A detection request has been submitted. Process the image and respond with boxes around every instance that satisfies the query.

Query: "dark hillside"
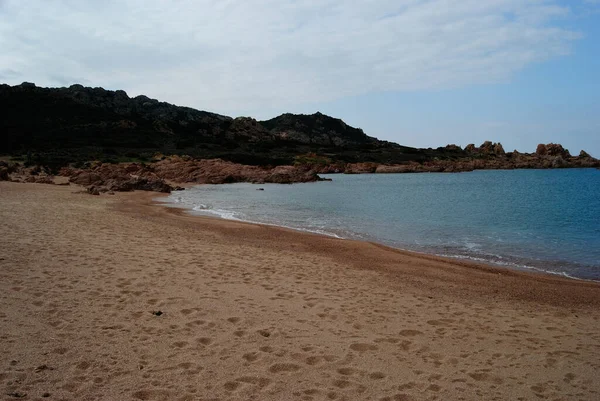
[0,83,461,167]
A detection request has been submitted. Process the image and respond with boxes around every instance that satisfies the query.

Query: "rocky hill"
[1,82,597,189]
[1,82,450,168]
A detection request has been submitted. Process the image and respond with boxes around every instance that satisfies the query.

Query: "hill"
[0,82,458,167]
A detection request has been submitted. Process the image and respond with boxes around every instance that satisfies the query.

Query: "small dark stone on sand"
[35,364,53,372]
[257,188,264,191]
[7,392,26,398]
[152,311,163,316]
[42,392,51,398]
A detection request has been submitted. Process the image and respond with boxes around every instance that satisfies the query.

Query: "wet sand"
[1,181,599,401]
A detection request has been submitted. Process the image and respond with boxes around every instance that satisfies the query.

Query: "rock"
[150,157,321,184]
[88,186,100,195]
[344,162,378,174]
[0,166,8,181]
[61,163,173,193]
[580,150,591,158]
[152,311,163,316]
[480,141,494,153]
[35,365,53,372]
[552,156,567,168]
[536,143,570,158]
[536,144,548,155]
[31,175,55,184]
[546,143,570,158]
[493,143,505,155]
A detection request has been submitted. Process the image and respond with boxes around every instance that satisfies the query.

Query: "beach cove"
[1,181,600,401]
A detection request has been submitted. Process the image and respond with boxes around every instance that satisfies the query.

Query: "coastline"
[144,190,600,308]
[160,175,600,283]
[2,182,600,401]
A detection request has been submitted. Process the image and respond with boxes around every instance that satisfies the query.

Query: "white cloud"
[0,0,583,113]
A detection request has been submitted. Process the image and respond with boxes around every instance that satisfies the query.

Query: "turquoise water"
[165,169,600,280]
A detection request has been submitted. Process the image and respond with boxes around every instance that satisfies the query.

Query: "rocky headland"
[1,83,598,193]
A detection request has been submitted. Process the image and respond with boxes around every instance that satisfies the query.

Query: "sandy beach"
[1,181,599,401]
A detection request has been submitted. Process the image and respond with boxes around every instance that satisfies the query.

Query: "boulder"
[552,156,567,168]
[546,143,570,158]
[493,143,505,155]
[536,144,548,155]
[480,141,494,153]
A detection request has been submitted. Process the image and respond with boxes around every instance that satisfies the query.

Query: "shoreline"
[158,183,600,284]
[2,181,600,400]
[138,189,600,309]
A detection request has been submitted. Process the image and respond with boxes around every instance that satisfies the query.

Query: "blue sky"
[293,1,600,156]
[1,0,599,156]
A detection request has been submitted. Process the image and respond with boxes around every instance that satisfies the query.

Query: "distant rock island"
[1,82,598,192]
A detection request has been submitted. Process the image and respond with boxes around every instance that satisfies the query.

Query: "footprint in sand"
[268,363,301,373]
[243,352,259,362]
[349,343,378,352]
[196,337,212,346]
[369,371,386,380]
[257,329,271,338]
[399,329,422,337]
[337,367,357,376]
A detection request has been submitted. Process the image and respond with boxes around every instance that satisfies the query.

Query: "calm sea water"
[165,169,600,280]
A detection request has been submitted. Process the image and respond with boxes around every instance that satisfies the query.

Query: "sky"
[1,0,599,156]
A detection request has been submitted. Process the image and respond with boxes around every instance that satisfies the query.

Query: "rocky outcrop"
[151,156,323,184]
[536,143,571,158]
[57,156,326,194]
[1,82,598,182]
[345,163,379,174]
[463,141,505,156]
[339,143,598,174]
[61,163,172,193]
[0,161,10,181]
[0,167,9,181]
[1,162,61,184]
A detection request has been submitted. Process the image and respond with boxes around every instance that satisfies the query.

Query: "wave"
[432,252,597,282]
[186,203,346,239]
[160,188,599,282]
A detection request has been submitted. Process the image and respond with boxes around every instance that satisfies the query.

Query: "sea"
[163,169,600,281]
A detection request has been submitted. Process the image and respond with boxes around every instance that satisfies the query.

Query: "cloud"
[0,0,584,112]
[0,68,20,80]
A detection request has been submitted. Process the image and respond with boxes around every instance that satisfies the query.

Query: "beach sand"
[1,181,599,401]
